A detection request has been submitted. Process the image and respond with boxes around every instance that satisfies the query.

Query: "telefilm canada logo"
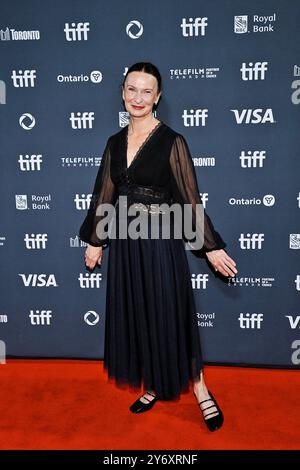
[169,67,220,80]
[228,276,275,288]
[61,155,101,168]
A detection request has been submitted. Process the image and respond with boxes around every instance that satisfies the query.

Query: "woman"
[79,62,238,432]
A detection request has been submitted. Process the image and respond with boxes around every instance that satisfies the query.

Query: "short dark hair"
[122,62,162,110]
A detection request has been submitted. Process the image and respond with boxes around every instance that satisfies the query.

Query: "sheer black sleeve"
[169,133,227,253]
[79,137,118,248]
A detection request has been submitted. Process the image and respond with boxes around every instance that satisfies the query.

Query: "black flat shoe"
[198,389,224,432]
[129,391,158,414]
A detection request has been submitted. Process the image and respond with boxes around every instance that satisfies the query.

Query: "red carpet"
[0,359,299,450]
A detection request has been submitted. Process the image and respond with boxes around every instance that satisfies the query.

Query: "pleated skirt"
[103,207,203,400]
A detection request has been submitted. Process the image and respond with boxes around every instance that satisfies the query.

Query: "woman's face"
[122,71,161,119]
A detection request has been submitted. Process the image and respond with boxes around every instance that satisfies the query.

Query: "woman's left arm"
[169,133,238,277]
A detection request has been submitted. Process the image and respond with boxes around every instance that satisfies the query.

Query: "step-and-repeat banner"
[0,0,299,367]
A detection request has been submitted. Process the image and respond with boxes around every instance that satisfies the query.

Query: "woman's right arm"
[79,136,118,268]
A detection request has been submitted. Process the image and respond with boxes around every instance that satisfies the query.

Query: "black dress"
[79,121,226,400]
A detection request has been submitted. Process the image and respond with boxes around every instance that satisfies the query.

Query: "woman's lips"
[131,105,145,109]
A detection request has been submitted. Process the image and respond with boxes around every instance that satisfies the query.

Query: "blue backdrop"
[0,0,299,368]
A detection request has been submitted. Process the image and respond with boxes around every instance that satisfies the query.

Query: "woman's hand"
[206,249,238,277]
[84,245,103,270]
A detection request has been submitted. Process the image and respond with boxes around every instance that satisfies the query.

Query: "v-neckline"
[125,120,163,171]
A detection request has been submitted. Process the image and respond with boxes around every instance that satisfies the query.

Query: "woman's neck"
[128,114,158,135]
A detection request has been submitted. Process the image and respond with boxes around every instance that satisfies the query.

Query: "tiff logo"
[181,17,208,37]
[239,233,264,249]
[295,275,300,291]
[239,313,264,329]
[29,310,52,325]
[297,193,300,208]
[18,154,42,171]
[240,150,266,168]
[191,273,209,289]
[64,22,90,41]
[24,233,48,249]
[70,112,95,129]
[182,109,208,126]
[74,194,92,210]
[78,273,102,288]
[240,62,268,80]
[11,70,36,87]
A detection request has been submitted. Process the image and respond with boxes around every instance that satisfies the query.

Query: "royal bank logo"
[0,27,40,40]
[289,234,300,249]
[197,312,215,327]
[15,194,51,210]
[234,14,276,34]
[57,70,102,84]
[234,15,248,34]
[15,195,28,210]
[64,22,90,41]
[84,310,100,326]
[19,113,35,130]
[11,70,36,87]
[119,110,157,128]
[181,17,208,37]
[119,111,130,127]
[126,20,143,39]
